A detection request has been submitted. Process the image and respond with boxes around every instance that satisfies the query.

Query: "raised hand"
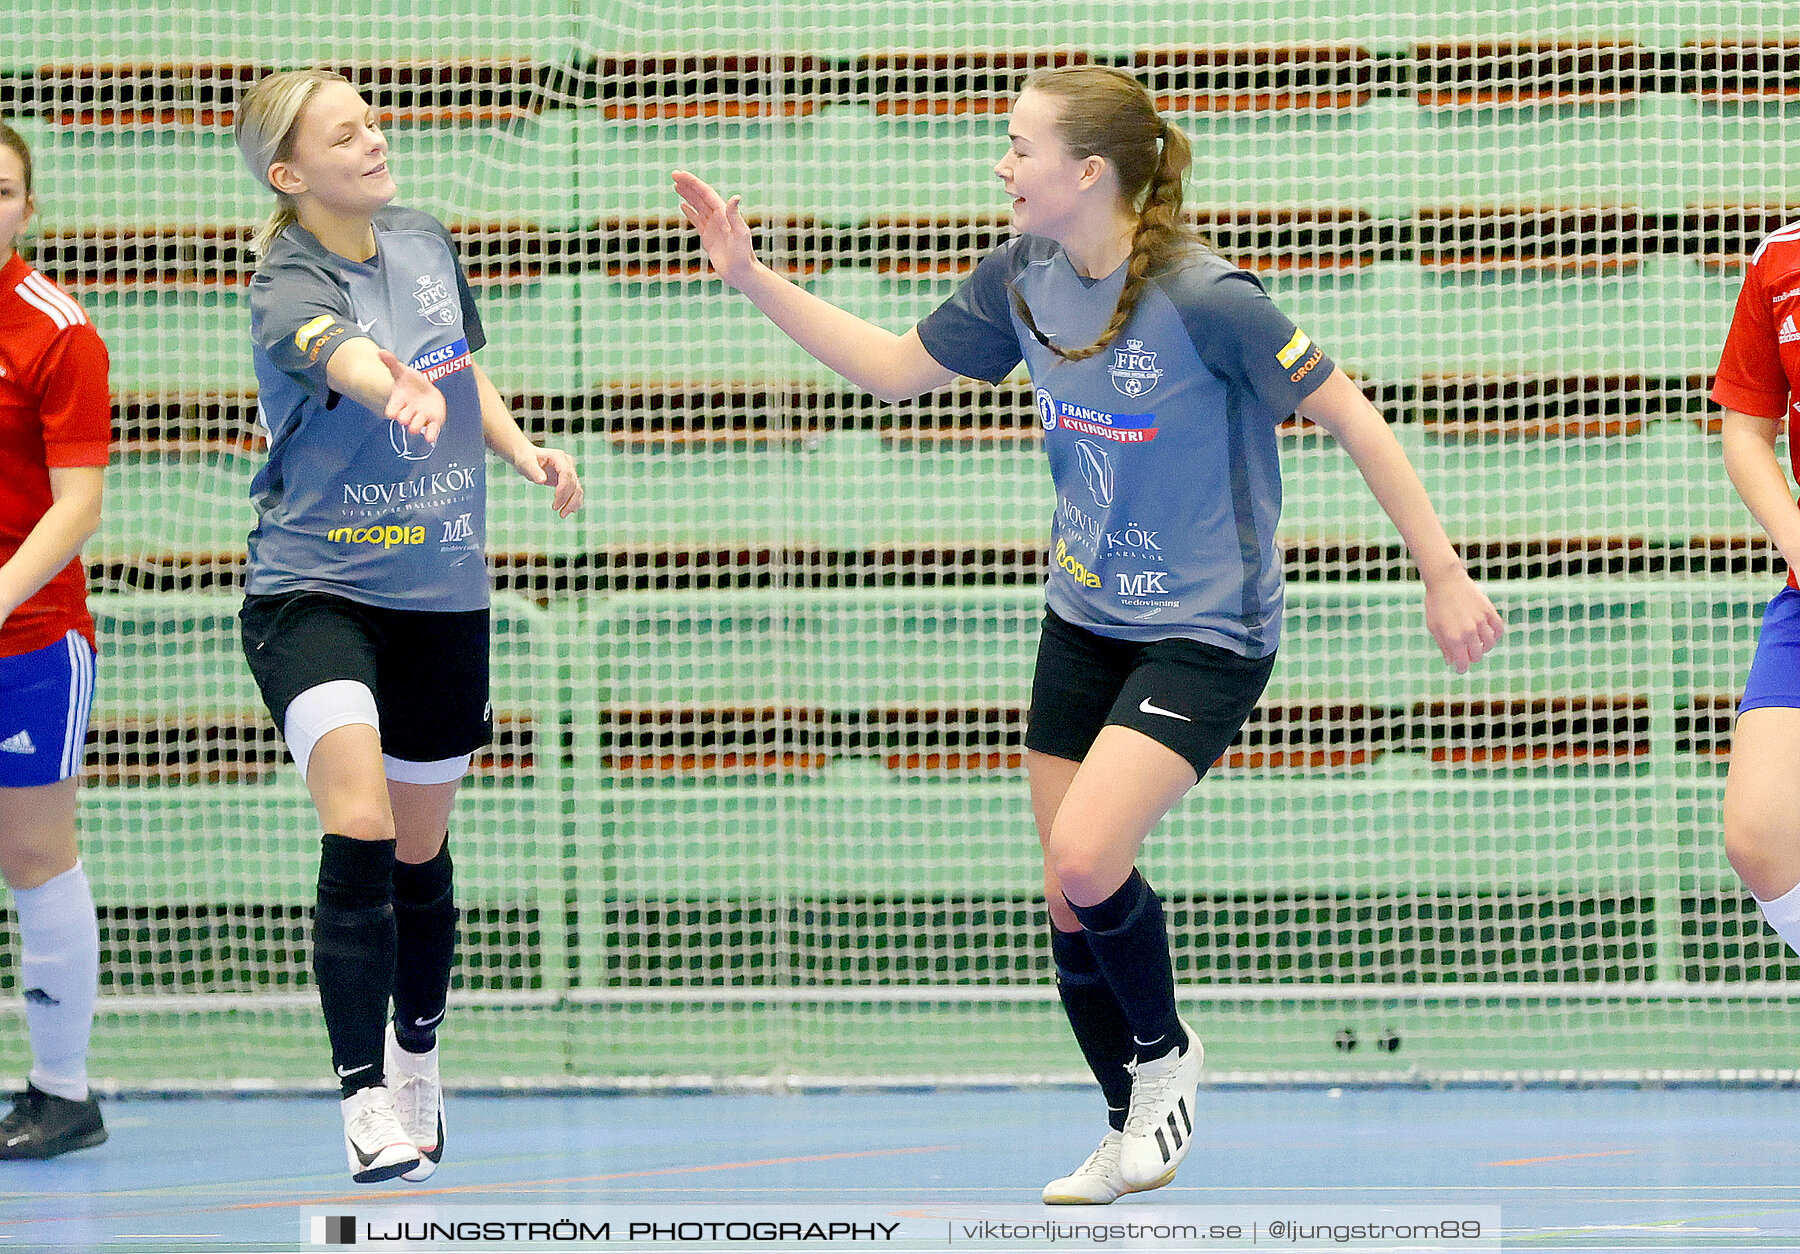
[672,170,759,289]
[376,348,446,445]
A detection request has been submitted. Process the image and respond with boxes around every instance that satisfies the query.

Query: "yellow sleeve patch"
[1276,328,1313,370]
[294,314,337,353]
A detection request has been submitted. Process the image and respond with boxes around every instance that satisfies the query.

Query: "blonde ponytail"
[234,69,351,255]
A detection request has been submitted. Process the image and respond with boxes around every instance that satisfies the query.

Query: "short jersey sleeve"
[1171,264,1334,418]
[35,322,112,467]
[248,251,356,404]
[915,240,1025,384]
[1712,262,1790,420]
[433,216,486,354]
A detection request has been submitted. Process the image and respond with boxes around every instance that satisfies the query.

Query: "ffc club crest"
[413,274,456,327]
[1108,339,1163,398]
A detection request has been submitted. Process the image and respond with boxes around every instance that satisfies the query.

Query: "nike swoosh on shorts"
[1138,697,1192,723]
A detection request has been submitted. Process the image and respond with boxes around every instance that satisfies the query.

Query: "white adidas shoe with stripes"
[1041,1130,1176,1204]
[1117,1018,1202,1187]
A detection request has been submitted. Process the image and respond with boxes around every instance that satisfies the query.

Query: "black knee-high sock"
[1052,926,1134,1132]
[392,840,457,1055]
[1065,870,1187,1061]
[313,834,397,1097]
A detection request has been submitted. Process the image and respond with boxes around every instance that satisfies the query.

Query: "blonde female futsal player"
[675,65,1501,1203]
[235,70,581,1183]
[0,121,110,1161]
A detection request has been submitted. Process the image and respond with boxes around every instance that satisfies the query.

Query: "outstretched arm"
[325,338,447,444]
[673,170,955,403]
[1296,368,1504,673]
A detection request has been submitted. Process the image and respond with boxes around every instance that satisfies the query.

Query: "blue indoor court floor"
[4,1088,1800,1252]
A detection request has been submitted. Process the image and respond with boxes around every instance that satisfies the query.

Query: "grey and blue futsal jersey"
[246,206,488,612]
[917,236,1333,657]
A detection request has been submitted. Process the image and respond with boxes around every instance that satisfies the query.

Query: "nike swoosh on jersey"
[1138,697,1193,722]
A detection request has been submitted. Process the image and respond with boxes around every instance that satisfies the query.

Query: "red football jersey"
[1714,221,1800,591]
[0,253,112,655]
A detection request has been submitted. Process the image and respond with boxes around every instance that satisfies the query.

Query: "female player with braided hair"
[676,64,1501,1202]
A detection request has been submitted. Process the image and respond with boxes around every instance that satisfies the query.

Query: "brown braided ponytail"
[1007,66,1204,362]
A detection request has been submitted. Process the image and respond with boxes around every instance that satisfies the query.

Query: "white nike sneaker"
[340,1084,420,1183]
[1118,1018,1203,1187]
[385,1023,444,1181]
[1042,1130,1175,1204]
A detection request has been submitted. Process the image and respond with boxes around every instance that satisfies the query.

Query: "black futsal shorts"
[240,590,492,763]
[1024,607,1275,776]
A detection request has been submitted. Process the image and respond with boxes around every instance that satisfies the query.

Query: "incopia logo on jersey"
[1053,537,1102,588]
[328,524,428,547]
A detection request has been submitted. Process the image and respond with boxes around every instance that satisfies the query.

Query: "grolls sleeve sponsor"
[249,254,357,404]
[1174,265,1335,419]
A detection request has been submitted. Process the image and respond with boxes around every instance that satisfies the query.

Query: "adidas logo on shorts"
[0,730,37,755]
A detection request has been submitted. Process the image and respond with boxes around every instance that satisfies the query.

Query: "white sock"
[1755,877,1800,959]
[13,862,99,1101]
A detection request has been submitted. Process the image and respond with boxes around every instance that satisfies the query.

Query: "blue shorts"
[1741,587,1800,714]
[0,630,97,787]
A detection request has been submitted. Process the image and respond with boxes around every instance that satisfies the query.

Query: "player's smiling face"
[0,146,32,259]
[994,89,1091,241]
[269,81,397,219]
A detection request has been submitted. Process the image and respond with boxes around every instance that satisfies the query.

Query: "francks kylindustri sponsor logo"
[388,339,473,460]
[410,338,471,383]
[1036,388,1159,443]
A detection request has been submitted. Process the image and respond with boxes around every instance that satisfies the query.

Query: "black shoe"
[0,1083,107,1160]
